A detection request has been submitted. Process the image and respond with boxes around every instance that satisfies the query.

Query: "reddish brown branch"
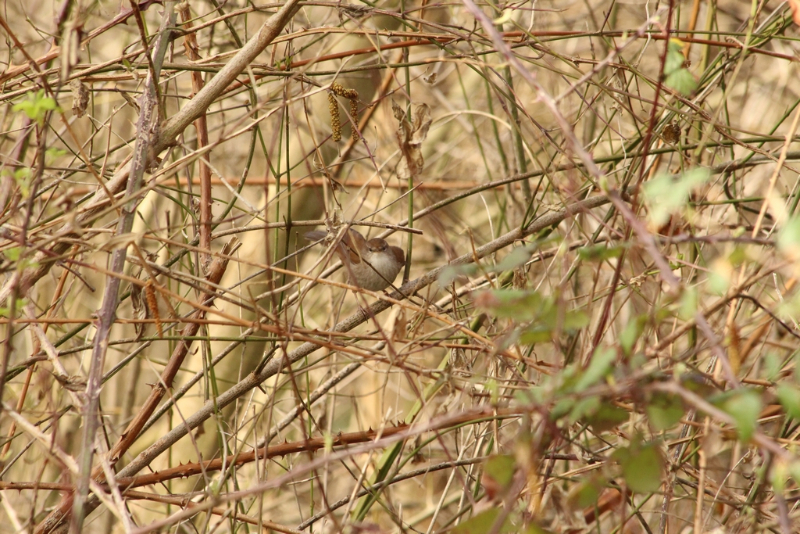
[34,239,236,534]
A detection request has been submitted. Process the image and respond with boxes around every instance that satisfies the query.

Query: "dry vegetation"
[2,0,800,532]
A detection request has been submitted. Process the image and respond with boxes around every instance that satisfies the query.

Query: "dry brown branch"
[4,1,800,533]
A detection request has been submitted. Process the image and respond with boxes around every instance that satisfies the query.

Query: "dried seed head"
[663,120,681,144]
[331,82,357,99]
[350,98,359,141]
[70,79,89,118]
[144,280,163,339]
[330,83,359,142]
[328,92,341,142]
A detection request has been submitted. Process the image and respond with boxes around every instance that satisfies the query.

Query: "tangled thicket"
[2,1,800,533]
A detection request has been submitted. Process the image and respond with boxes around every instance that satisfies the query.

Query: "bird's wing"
[390,246,405,266]
[341,229,366,264]
[305,230,351,264]
[304,230,327,242]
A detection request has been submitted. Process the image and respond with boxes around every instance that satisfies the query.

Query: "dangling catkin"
[329,83,359,142]
[328,91,341,142]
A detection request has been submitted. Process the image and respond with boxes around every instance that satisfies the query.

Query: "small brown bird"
[305,228,405,291]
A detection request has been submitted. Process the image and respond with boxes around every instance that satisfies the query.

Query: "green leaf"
[562,310,590,331]
[778,292,800,322]
[568,395,600,424]
[578,244,624,262]
[519,326,551,345]
[550,397,575,421]
[665,68,698,96]
[452,509,516,534]
[0,299,26,318]
[778,216,800,260]
[680,372,715,398]
[586,403,629,432]
[574,346,616,392]
[515,386,542,404]
[45,147,67,164]
[676,286,697,320]
[440,246,539,287]
[663,39,687,75]
[772,460,787,494]
[4,247,22,262]
[612,442,664,493]
[777,384,800,420]
[483,454,516,491]
[644,168,710,227]
[569,475,606,509]
[646,393,684,431]
[620,315,646,355]
[567,392,629,432]
[761,352,783,382]
[474,289,548,321]
[519,308,587,345]
[728,246,747,266]
[12,90,61,124]
[493,247,532,271]
[719,389,762,441]
[486,378,499,405]
[13,168,32,198]
[788,461,800,489]
[438,264,477,286]
[662,39,697,95]
[794,353,800,384]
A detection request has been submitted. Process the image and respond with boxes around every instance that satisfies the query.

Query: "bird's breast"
[347,252,403,291]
